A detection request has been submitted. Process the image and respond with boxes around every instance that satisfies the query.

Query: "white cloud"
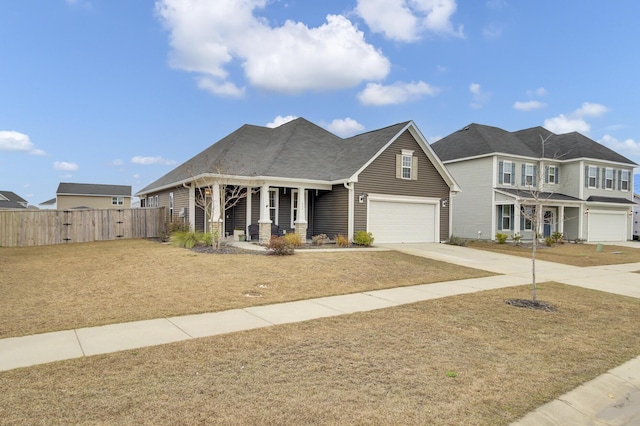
[469,83,490,109]
[543,102,609,134]
[358,81,439,105]
[155,1,390,96]
[513,100,546,111]
[0,130,46,155]
[131,156,176,165]
[526,87,547,97]
[356,0,464,41]
[53,161,79,171]
[111,159,124,166]
[266,115,298,128]
[600,134,640,156]
[325,118,365,137]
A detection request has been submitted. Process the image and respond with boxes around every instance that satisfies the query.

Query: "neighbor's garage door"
[588,210,628,242]
[368,199,437,243]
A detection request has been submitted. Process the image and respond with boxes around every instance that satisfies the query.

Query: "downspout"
[343,181,354,241]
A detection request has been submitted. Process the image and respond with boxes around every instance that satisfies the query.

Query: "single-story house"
[431,124,637,242]
[53,183,132,210]
[136,118,460,244]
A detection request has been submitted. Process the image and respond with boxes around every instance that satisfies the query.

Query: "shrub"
[202,232,214,247]
[335,234,350,248]
[448,235,467,247]
[353,230,374,246]
[551,231,564,244]
[166,220,190,234]
[265,236,295,255]
[170,230,204,249]
[283,232,303,248]
[495,233,508,244]
[511,233,522,246]
[544,236,554,247]
[311,233,330,246]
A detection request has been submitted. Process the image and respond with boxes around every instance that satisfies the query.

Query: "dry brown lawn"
[0,239,494,338]
[2,282,640,425]
[467,240,640,267]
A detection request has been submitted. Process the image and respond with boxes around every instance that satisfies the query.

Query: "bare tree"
[190,163,258,249]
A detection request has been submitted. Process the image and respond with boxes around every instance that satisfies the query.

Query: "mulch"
[504,298,558,312]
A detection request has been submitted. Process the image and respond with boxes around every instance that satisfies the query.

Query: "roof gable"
[0,190,28,209]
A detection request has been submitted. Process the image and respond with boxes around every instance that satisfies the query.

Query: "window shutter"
[498,161,504,184]
[395,154,402,179]
[545,166,549,183]
[533,165,537,186]
[596,168,600,188]
[511,163,516,182]
[584,166,588,187]
[411,157,418,180]
[555,167,559,184]
[612,169,616,190]
[497,206,503,230]
[521,164,525,185]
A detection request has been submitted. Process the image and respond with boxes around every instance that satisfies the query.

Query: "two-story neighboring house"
[432,124,637,242]
[55,183,132,210]
[0,191,29,210]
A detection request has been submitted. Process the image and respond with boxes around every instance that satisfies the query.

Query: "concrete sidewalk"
[1,242,639,425]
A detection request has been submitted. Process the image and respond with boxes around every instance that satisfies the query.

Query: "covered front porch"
[184,176,339,244]
[495,189,585,242]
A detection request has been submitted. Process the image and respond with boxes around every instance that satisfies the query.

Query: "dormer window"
[396,150,417,180]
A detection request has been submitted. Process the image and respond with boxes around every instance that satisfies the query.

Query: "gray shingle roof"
[138,118,412,194]
[56,183,131,197]
[0,190,28,209]
[432,123,637,165]
[498,188,583,202]
[586,196,636,205]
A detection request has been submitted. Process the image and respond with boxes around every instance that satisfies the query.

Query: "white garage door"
[588,210,628,242]
[369,199,437,243]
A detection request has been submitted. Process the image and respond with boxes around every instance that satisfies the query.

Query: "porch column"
[246,188,252,237]
[258,184,271,243]
[295,187,307,240]
[188,183,196,230]
[210,182,223,239]
[558,205,565,235]
[513,201,521,236]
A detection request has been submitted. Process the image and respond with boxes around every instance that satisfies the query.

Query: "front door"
[543,209,555,237]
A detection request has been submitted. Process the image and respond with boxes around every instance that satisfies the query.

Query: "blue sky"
[2,0,640,205]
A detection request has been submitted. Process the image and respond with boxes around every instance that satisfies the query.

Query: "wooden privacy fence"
[0,207,166,247]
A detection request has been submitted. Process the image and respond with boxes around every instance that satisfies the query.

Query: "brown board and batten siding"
[313,185,349,238]
[354,129,450,240]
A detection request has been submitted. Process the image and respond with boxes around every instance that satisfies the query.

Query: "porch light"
[204,188,212,196]
[442,198,448,208]
[358,193,367,203]
[584,209,589,214]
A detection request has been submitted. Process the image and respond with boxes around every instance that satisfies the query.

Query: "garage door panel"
[588,211,627,242]
[369,200,436,244]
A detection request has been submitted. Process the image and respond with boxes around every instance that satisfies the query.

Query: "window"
[169,192,174,218]
[604,168,614,190]
[587,165,598,188]
[546,166,559,184]
[155,195,159,208]
[402,154,412,179]
[396,150,417,180]
[620,170,630,191]
[523,163,535,186]
[499,160,514,185]
[498,205,513,231]
[147,196,154,208]
[521,205,535,231]
[269,189,278,223]
[111,196,124,206]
